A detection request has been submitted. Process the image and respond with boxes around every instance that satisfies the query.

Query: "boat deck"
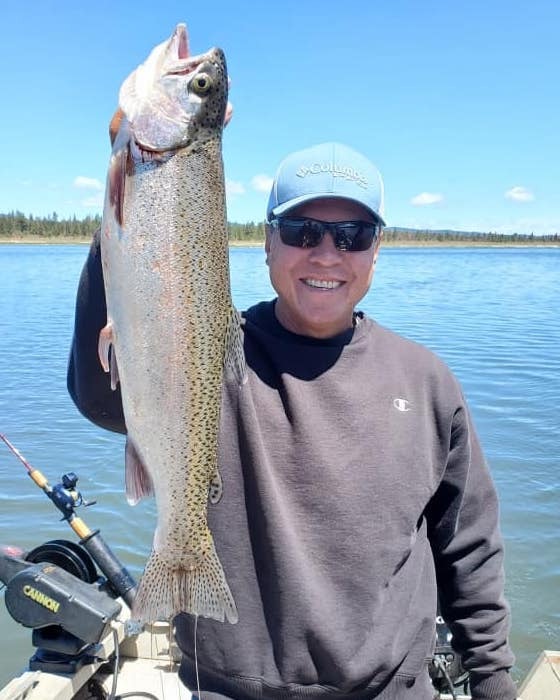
[0,620,191,700]
[517,650,560,700]
[1,619,558,700]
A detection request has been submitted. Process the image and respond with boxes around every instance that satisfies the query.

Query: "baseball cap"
[266,142,385,225]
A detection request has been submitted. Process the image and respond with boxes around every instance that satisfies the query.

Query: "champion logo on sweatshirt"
[393,398,412,412]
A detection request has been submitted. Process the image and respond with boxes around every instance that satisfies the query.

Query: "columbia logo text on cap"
[295,163,369,189]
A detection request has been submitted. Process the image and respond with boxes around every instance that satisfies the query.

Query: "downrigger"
[0,433,138,675]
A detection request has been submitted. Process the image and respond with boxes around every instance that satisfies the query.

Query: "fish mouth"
[164,24,222,77]
[175,23,189,60]
[165,23,196,75]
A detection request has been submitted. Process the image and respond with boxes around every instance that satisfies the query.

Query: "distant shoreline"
[0,236,558,248]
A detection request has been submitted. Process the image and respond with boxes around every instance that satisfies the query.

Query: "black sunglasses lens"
[274,218,378,251]
[334,223,377,252]
[277,219,323,248]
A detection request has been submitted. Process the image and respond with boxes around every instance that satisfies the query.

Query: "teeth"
[303,279,342,289]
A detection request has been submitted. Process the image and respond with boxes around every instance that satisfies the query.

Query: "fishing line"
[109,624,120,699]
[194,614,202,700]
[107,623,159,700]
[433,656,457,699]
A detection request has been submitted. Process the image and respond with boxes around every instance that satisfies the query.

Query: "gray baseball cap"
[266,142,385,225]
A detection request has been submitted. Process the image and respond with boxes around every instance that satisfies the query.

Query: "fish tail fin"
[132,544,238,625]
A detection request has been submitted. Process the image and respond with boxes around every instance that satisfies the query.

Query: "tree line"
[381,227,559,244]
[0,211,267,242]
[0,211,102,239]
[0,211,557,245]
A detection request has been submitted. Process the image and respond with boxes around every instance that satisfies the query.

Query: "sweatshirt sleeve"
[426,397,517,700]
[67,228,126,434]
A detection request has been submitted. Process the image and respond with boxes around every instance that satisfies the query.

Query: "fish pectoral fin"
[224,308,247,385]
[109,142,131,229]
[131,543,238,624]
[98,322,120,390]
[125,437,154,505]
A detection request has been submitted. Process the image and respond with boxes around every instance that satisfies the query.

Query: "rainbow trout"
[98,24,243,624]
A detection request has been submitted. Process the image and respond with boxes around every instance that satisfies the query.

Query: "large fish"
[98,24,244,624]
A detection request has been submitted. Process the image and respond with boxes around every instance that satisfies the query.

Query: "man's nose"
[308,230,342,261]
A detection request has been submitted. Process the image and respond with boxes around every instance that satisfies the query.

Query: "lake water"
[0,243,558,688]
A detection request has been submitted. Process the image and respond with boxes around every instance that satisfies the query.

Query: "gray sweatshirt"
[67,236,516,700]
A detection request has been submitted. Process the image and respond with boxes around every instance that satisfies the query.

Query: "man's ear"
[373,228,383,265]
[265,224,273,256]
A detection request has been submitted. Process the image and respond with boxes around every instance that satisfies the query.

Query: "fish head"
[118,24,228,152]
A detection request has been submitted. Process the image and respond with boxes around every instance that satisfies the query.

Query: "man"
[68,142,517,699]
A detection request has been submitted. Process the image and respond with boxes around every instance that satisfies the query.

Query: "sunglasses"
[269,216,381,252]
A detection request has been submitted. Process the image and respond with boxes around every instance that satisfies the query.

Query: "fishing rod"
[0,432,137,608]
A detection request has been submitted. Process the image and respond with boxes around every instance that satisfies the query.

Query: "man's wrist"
[469,669,517,700]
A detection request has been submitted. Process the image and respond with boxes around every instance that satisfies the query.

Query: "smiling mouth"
[302,278,343,289]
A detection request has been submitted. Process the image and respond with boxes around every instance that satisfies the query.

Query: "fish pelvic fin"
[132,544,238,625]
[98,322,120,390]
[125,437,154,505]
[224,308,247,385]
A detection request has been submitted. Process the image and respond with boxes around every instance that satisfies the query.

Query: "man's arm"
[67,228,126,434]
[427,401,517,700]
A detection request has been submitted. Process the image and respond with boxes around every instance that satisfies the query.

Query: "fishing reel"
[46,470,97,515]
[428,615,470,696]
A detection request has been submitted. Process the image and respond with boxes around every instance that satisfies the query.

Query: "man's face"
[265,198,382,338]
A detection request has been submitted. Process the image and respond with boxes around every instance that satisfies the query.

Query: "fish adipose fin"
[98,322,120,390]
[224,308,247,385]
[125,437,154,505]
[132,543,238,624]
[208,470,223,505]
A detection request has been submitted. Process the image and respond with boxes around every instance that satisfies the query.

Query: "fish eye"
[191,73,212,95]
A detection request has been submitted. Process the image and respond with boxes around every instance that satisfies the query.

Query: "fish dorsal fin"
[125,437,154,505]
[224,308,247,385]
[98,322,120,390]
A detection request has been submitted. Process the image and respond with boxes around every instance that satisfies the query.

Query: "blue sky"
[1,0,558,234]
